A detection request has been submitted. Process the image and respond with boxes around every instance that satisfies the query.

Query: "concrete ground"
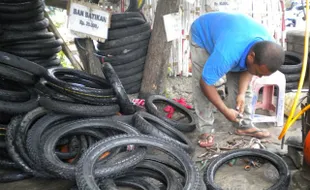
[0,76,305,189]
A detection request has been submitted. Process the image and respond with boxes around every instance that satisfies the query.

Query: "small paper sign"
[163,12,181,42]
[186,0,195,4]
[68,0,111,42]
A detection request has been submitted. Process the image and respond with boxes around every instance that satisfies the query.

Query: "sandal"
[234,128,270,139]
[198,133,214,148]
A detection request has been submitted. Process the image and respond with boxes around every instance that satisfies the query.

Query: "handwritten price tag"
[163,12,181,42]
[68,0,111,42]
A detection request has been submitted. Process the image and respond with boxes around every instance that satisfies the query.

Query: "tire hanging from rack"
[96,1,150,94]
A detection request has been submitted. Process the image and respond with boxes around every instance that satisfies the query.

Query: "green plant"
[57,51,73,68]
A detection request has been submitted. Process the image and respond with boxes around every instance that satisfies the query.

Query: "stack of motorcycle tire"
[0,0,62,68]
[0,52,202,189]
[96,12,151,94]
[279,51,306,92]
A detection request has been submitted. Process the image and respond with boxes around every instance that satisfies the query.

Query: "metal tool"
[244,159,261,171]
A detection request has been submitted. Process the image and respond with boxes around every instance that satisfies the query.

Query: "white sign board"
[68,1,111,42]
[185,0,195,4]
[163,12,181,42]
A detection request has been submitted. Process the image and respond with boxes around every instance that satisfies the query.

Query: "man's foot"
[198,133,214,147]
[234,127,270,139]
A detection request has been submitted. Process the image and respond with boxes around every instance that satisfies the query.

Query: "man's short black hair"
[252,41,285,73]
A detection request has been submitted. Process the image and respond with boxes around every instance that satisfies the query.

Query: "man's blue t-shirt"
[190,12,273,85]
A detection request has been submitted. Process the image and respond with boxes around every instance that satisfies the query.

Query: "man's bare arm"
[200,78,227,113]
[200,78,239,121]
[238,71,253,95]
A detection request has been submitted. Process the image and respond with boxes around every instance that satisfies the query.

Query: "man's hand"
[236,94,245,114]
[224,108,240,122]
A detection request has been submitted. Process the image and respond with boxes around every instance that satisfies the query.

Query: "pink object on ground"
[251,71,286,127]
[164,98,193,118]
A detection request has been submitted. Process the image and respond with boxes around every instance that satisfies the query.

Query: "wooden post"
[139,0,180,99]
[75,38,105,77]
[45,12,83,70]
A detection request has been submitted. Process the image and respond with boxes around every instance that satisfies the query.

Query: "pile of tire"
[0,0,62,68]
[279,51,306,92]
[0,53,201,189]
[96,11,151,94]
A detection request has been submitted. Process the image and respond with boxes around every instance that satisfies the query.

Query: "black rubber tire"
[39,97,120,116]
[133,111,194,153]
[112,56,146,71]
[0,90,39,114]
[125,83,141,94]
[0,31,55,44]
[26,114,73,176]
[114,177,159,190]
[0,112,13,125]
[286,81,299,91]
[39,119,143,180]
[44,67,114,97]
[126,0,145,12]
[144,155,185,179]
[115,64,144,78]
[123,79,142,90]
[0,172,32,183]
[3,39,62,51]
[0,0,43,13]
[5,46,62,57]
[0,64,38,85]
[76,135,200,190]
[0,50,47,76]
[96,30,151,50]
[1,37,56,47]
[0,79,30,102]
[1,18,49,31]
[42,76,118,106]
[108,23,150,40]
[110,17,146,30]
[56,151,78,161]
[35,79,76,103]
[97,39,149,56]
[30,55,58,62]
[51,89,118,106]
[145,95,196,132]
[98,47,148,65]
[203,148,290,190]
[285,73,300,82]
[55,130,105,162]
[56,73,106,89]
[0,88,29,102]
[0,158,20,169]
[0,0,36,3]
[119,160,182,190]
[15,107,48,175]
[6,116,35,174]
[111,12,144,21]
[102,63,136,115]
[0,5,45,21]
[120,72,143,85]
[279,51,302,74]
